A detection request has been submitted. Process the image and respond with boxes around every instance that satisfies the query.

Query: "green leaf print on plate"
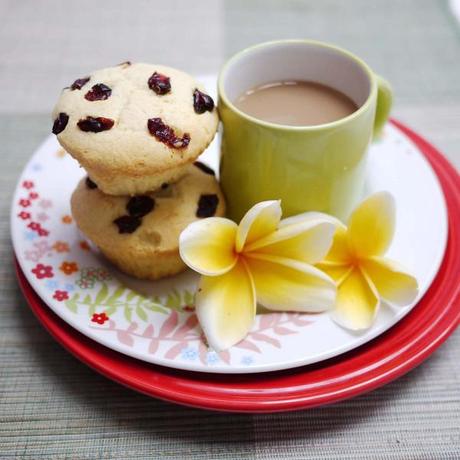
[65,282,196,322]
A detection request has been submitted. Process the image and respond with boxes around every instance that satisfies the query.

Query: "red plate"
[15,120,460,413]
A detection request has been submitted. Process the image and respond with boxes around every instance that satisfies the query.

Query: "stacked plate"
[11,77,460,412]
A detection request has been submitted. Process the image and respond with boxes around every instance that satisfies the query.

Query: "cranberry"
[77,116,114,132]
[126,196,155,217]
[193,89,214,114]
[194,161,215,176]
[148,72,171,95]
[171,133,190,148]
[196,194,219,218]
[147,118,190,149]
[161,183,169,189]
[52,113,69,134]
[85,83,112,101]
[113,215,142,234]
[70,77,90,90]
[85,177,98,189]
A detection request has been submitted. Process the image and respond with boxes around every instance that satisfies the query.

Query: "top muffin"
[52,62,219,195]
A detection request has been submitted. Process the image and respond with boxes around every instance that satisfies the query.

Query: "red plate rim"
[14,120,460,413]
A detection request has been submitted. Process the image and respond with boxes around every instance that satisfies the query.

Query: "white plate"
[11,76,448,374]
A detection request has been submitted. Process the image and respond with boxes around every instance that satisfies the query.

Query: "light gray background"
[1,0,459,458]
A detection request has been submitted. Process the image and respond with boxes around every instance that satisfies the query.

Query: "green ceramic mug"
[218,40,393,222]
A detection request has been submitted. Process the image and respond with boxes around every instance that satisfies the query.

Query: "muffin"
[53,62,218,195]
[70,162,225,279]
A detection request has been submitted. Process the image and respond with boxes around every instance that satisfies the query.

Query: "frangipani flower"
[316,192,419,330]
[179,201,337,351]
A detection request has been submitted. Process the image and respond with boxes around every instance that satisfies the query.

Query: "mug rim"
[217,39,378,132]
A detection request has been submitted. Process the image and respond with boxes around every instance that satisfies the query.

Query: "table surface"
[1,0,459,458]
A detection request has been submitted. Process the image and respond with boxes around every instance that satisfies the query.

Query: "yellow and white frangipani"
[179,200,338,351]
[316,191,419,330]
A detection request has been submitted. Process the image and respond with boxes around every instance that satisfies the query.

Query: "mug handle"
[373,75,393,138]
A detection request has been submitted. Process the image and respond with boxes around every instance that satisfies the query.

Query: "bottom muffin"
[71,162,225,280]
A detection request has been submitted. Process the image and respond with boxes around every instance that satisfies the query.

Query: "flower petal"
[245,253,336,312]
[332,267,380,330]
[323,223,352,264]
[348,192,395,258]
[179,217,238,276]
[245,215,337,265]
[316,263,353,284]
[195,260,256,351]
[279,211,341,228]
[236,200,281,252]
[361,257,418,306]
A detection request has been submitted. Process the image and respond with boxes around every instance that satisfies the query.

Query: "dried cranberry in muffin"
[148,72,171,95]
[85,177,98,189]
[196,194,219,218]
[52,113,69,134]
[70,77,90,90]
[113,215,142,234]
[126,196,155,218]
[77,116,114,132]
[193,89,214,114]
[147,118,190,149]
[194,161,215,176]
[84,83,112,101]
